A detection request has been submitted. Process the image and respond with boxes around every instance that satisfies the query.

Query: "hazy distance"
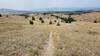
[0,0,100,11]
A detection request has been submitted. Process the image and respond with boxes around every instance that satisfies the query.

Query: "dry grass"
[0,12,100,56]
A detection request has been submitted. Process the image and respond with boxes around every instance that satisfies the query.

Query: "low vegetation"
[19,14,29,18]
[29,20,34,25]
[51,14,76,23]
[56,22,60,26]
[32,16,35,20]
[87,30,99,35]
[49,20,53,24]
[94,20,97,23]
[66,16,76,23]
[54,20,57,22]
[39,17,43,20]
[0,14,2,17]
[41,19,45,23]
[6,15,9,17]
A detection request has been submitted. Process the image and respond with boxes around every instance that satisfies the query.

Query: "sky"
[0,0,100,11]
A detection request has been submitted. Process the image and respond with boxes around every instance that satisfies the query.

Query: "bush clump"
[29,20,34,25]
[25,16,29,18]
[94,20,97,23]
[0,14,2,17]
[55,16,59,19]
[41,20,45,23]
[32,16,35,20]
[65,14,76,23]
[49,21,52,25]
[51,14,54,16]
[54,20,57,22]
[50,14,76,23]
[56,22,60,26]
[6,15,9,17]
[39,17,42,20]
[66,17,76,23]
[19,14,29,18]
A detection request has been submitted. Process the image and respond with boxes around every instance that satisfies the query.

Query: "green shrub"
[27,47,33,53]
[66,17,76,23]
[50,14,76,23]
[65,14,76,23]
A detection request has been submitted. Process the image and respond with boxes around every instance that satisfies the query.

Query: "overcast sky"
[0,0,100,10]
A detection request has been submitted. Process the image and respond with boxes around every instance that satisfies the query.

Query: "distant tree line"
[51,14,76,23]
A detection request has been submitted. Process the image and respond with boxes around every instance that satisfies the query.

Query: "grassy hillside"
[0,12,100,56]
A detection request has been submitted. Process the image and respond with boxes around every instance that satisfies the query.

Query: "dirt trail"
[43,32,55,56]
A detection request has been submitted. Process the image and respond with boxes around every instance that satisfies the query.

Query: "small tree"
[41,20,45,23]
[54,20,57,22]
[0,14,2,17]
[49,21,52,24]
[43,13,46,15]
[39,17,42,20]
[51,14,54,16]
[6,15,9,17]
[94,20,97,23]
[29,20,34,25]
[67,17,76,23]
[25,16,29,18]
[56,22,60,26]
[32,16,35,20]
[56,16,59,19]
[66,14,76,23]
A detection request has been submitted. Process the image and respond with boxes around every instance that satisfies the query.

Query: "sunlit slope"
[0,13,100,56]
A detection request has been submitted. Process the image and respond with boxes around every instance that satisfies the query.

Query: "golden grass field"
[0,12,100,56]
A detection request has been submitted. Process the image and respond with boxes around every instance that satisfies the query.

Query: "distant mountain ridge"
[0,8,100,14]
[0,8,33,14]
[32,7,100,11]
